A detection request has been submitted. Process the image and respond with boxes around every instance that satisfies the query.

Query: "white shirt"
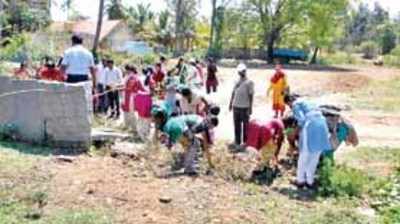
[186,65,202,87]
[96,64,106,85]
[104,67,123,86]
[62,45,95,75]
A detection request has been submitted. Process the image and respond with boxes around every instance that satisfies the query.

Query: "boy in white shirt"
[104,59,123,119]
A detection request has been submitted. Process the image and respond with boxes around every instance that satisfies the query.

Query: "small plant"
[318,158,370,197]
[379,205,400,224]
[0,123,18,141]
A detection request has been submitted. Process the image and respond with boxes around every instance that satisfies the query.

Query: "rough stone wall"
[0,76,92,150]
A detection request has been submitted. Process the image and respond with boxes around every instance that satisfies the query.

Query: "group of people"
[229,63,358,189]
[13,34,359,185]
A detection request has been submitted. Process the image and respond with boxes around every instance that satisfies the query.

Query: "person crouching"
[284,94,332,189]
[152,108,217,176]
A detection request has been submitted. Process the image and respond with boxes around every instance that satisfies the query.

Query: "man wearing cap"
[61,34,96,85]
[229,63,254,149]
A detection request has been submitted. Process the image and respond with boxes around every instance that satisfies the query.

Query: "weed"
[379,205,400,224]
[318,158,370,197]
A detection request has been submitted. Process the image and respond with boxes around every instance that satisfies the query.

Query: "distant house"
[45,20,134,52]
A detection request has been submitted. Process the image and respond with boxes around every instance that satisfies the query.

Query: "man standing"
[229,63,254,149]
[206,58,218,94]
[104,59,123,119]
[61,34,96,85]
[95,58,107,113]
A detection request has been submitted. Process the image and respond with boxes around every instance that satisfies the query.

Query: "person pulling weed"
[152,106,218,176]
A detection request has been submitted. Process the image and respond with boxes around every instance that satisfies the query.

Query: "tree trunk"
[0,0,3,38]
[208,0,217,54]
[310,47,319,64]
[92,0,105,54]
[174,0,184,56]
[266,33,276,64]
[266,28,281,64]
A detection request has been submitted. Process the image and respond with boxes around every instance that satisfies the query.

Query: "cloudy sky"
[51,0,400,21]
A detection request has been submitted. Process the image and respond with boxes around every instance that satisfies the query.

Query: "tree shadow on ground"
[0,140,85,156]
[271,186,318,202]
[0,140,53,156]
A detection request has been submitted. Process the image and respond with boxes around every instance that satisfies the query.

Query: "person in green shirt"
[152,106,218,176]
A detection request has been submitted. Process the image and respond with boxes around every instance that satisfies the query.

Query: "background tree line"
[1,0,400,64]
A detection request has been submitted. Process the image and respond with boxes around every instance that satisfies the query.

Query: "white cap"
[189,58,196,64]
[237,63,247,72]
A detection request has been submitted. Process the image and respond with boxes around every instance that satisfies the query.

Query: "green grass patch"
[0,200,113,224]
[341,147,400,176]
[308,208,374,224]
[349,77,400,112]
[379,205,400,224]
[0,141,53,156]
[44,209,113,224]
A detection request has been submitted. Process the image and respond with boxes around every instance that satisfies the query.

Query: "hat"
[237,63,247,72]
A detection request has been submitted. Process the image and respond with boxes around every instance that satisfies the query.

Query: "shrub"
[0,124,18,141]
[0,33,56,63]
[379,205,400,224]
[318,158,370,197]
[383,46,400,68]
[319,51,360,65]
[360,41,379,59]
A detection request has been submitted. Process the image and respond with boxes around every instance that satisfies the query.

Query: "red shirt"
[152,69,165,83]
[39,67,64,81]
[122,73,146,112]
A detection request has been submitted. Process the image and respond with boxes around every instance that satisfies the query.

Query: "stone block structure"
[0,76,92,150]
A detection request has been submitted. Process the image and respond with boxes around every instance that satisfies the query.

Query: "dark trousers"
[96,84,107,113]
[233,107,250,145]
[106,86,120,117]
[206,79,218,94]
[66,74,89,83]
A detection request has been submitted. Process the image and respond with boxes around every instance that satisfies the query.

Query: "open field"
[1,65,400,224]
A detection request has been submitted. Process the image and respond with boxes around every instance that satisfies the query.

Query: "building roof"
[49,20,124,41]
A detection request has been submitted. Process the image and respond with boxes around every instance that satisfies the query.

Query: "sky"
[51,0,400,21]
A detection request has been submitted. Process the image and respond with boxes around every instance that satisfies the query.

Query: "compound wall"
[0,76,92,149]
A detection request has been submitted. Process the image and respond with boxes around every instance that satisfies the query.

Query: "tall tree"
[208,0,231,58]
[106,0,126,20]
[0,0,5,38]
[247,0,307,63]
[93,0,105,54]
[126,3,154,32]
[307,0,348,64]
[156,10,173,50]
[168,0,198,55]
[61,0,74,20]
